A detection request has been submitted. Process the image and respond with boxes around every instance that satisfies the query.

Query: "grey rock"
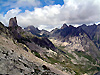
[0,48,58,75]
[9,17,17,27]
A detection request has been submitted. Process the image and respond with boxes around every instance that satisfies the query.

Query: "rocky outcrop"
[9,17,17,27]
[8,17,56,52]
[61,23,68,29]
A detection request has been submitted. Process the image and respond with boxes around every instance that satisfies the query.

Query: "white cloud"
[0,8,21,26]
[60,0,100,24]
[0,0,100,30]
[16,5,62,28]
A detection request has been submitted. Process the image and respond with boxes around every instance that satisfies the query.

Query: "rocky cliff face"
[79,24,100,50]
[9,17,17,27]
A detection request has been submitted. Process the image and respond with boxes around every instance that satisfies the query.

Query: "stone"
[9,17,17,27]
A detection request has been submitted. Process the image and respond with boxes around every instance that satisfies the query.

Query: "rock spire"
[9,17,17,27]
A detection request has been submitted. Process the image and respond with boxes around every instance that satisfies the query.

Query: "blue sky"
[0,0,100,31]
[0,0,64,14]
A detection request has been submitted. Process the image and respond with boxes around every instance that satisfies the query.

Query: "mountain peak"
[81,24,87,27]
[24,25,40,36]
[26,25,39,30]
[69,25,75,28]
[93,23,96,26]
[61,23,68,29]
[9,17,17,27]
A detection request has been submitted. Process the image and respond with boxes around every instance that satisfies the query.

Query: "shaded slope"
[79,24,100,49]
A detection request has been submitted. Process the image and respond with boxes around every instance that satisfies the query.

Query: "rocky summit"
[9,17,17,27]
[0,17,100,75]
[60,23,68,29]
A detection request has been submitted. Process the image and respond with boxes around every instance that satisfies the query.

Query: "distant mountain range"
[0,17,100,75]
